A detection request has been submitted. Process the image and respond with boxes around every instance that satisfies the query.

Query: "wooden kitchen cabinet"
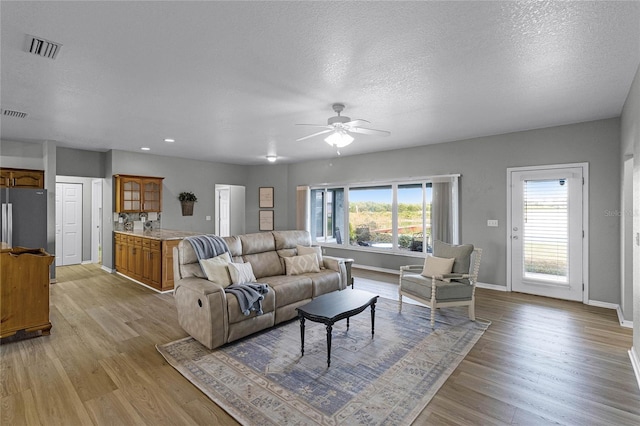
[127,236,144,281]
[114,233,179,292]
[0,246,54,338]
[114,234,126,272]
[0,168,44,189]
[162,239,180,291]
[142,178,162,212]
[142,239,162,288]
[114,174,163,213]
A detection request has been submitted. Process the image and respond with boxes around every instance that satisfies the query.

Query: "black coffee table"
[296,289,379,367]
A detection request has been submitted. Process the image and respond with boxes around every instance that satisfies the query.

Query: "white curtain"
[296,186,310,231]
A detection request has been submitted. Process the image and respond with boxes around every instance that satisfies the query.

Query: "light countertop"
[114,229,204,241]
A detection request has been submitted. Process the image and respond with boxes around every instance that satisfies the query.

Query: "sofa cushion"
[228,262,257,284]
[177,240,206,278]
[240,232,275,255]
[401,273,473,302]
[261,275,312,308]
[296,245,323,265]
[227,287,275,324]
[285,253,320,276]
[243,251,284,278]
[273,230,311,250]
[199,252,232,287]
[223,235,243,257]
[304,270,341,297]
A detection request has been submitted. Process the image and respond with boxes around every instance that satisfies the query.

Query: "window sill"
[318,242,428,258]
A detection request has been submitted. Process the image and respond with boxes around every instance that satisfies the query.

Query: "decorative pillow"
[296,245,323,266]
[421,256,455,280]
[199,252,232,287]
[227,262,257,284]
[433,240,474,274]
[284,253,320,276]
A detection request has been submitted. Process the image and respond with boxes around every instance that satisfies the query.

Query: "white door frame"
[506,162,589,304]
[91,179,103,263]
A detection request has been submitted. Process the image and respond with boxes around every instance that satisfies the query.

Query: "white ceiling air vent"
[26,35,62,60]
[2,109,28,119]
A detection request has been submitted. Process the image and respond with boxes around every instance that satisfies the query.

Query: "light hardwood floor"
[1,264,639,425]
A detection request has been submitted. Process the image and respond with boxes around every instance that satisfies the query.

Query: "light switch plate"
[206,216,211,221]
[487,220,499,227]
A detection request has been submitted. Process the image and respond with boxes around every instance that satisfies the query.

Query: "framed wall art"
[259,187,274,208]
[259,210,274,231]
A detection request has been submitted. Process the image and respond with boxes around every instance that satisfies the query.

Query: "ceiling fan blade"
[296,129,333,141]
[349,127,391,136]
[344,119,370,127]
[295,124,332,128]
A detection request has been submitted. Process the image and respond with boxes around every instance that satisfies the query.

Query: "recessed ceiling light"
[266,155,277,163]
[164,138,175,143]
[141,147,151,151]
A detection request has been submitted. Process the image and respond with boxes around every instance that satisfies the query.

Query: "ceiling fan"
[296,104,390,151]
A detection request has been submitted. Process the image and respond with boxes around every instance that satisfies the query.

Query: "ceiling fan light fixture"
[324,131,354,148]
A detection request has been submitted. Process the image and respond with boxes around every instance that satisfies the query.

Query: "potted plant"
[178,191,197,216]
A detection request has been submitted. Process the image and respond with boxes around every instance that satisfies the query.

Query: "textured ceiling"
[1,1,639,165]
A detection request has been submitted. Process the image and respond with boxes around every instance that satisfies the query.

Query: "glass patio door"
[509,165,585,301]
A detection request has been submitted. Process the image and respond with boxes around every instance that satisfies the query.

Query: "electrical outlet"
[487,219,499,227]
[205,215,211,221]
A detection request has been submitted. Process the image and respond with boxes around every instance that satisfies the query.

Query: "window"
[397,183,430,253]
[309,176,459,254]
[310,188,344,243]
[349,186,392,248]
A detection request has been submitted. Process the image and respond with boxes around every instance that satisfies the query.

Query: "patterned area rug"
[157,296,490,425]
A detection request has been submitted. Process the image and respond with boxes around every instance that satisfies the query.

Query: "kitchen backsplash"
[113,212,161,232]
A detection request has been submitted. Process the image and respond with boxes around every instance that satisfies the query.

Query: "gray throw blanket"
[185,234,230,260]
[225,283,269,316]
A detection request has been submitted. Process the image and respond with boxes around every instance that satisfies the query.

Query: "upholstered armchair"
[399,241,482,328]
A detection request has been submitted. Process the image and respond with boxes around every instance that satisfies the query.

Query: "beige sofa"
[173,230,352,350]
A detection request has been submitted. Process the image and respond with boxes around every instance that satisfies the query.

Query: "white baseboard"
[101,265,114,274]
[616,306,634,329]
[588,300,619,309]
[588,300,633,328]
[353,265,506,292]
[476,282,507,291]
[353,264,401,275]
[630,347,640,391]
[81,260,93,265]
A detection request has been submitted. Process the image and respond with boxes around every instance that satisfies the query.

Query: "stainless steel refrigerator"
[1,188,48,249]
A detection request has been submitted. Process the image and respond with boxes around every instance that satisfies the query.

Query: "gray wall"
[287,118,622,304]
[0,139,46,170]
[620,63,640,358]
[57,147,106,178]
[245,164,289,233]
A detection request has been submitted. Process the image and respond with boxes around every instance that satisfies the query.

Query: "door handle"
[512,236,518,240]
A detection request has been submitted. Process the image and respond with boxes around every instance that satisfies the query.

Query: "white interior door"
[218,188,230,237]
[56,183,83,265]
[508,165,586,302]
